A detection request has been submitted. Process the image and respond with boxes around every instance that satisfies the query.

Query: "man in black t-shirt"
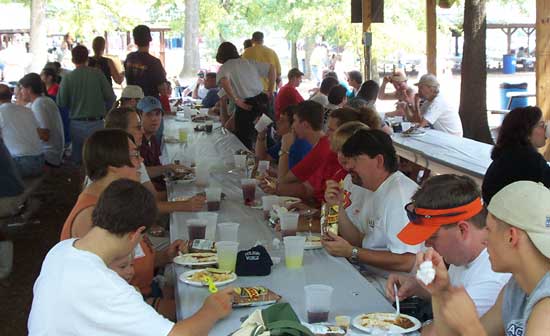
[124,25,167,98]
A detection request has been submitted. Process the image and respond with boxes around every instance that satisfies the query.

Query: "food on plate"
[191,115,210,122]
[360,313,415,330]
[232,286,281,307]
[187,268,233,283]
[416,260,436,285]
[177,252,217,264]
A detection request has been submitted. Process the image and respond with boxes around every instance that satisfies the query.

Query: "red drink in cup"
[187,219,207,240]
[241,179,257,206]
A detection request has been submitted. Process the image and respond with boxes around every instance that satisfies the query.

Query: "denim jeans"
[0,138,24,196]
[13,154,45,178]
[70,120,104,165]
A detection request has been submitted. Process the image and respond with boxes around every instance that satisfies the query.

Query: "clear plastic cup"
[304,284,334,323]
[240,178,257,205]
[280,212,300,237]
[195,161,210,186]
[205,187,222,211]
[217,222,240,242]
[258,160,270,176]
[283,236,306,269]
[216,241,239,272]
[234,154,247,169]
[197,212,218,240]
[254,113,273,132]
[262,195,279,220]
[186,218,207,240]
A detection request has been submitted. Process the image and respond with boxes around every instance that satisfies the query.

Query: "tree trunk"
[290,40,298,69]
[304,37,315,80]
[458,0,492,144]
[29,0,48,73]
[180,0,200,79]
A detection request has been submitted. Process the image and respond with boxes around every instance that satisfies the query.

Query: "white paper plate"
[173,253,218,266]
[179,269,237,287]
[352,313,421,334]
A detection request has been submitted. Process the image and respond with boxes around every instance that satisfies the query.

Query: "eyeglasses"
[404,202,467,224]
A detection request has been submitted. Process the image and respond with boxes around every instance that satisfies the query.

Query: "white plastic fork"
[393,283,400,319]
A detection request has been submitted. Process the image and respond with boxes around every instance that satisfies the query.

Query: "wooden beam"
[427,0,437,74]
[159,30,166,67]
[538,0,550,159]
[362,0,372,80]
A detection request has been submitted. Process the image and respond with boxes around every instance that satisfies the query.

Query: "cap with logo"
[137,96,164,114]
[488,181,550,258]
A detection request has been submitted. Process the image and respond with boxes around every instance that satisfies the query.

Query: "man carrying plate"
[388,174,510,335]
[413,181,550,336]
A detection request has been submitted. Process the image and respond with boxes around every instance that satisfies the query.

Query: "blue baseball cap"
[137,96,164,114]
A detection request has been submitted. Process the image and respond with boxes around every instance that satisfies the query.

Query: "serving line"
[391,129,493,186]
[164,118,400,335]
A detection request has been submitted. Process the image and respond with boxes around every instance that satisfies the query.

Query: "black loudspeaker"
[351,0,384,23]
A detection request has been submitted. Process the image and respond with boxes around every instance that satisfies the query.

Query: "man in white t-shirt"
[28,179,233,336]
[0,84,44,177]
[322,129,422,292]
[386,174,510,335]
[20,73,65,166]
[409,74,463,137]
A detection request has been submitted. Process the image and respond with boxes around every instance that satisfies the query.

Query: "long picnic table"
[162,117,397,335]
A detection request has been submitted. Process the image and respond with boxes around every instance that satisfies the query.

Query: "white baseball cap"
[121,85,144,99]
[414,74,439,88]
[488,181,550,258]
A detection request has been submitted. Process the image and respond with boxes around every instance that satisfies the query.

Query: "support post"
[362,0,372,80]
[538,0,550,158]
[427,0,437,74]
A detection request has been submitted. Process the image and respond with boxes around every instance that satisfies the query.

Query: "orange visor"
[397,197,484,245]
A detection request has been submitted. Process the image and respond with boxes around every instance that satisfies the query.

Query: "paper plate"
[179,269,237,287]
[352,313,421,334]
[173,253,218,266]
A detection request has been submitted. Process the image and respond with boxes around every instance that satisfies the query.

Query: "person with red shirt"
[265,105,378,205]
[274,68,304,120]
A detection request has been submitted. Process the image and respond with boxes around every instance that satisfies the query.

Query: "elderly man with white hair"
[409,74,463,137]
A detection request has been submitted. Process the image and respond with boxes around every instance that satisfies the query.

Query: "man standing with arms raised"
[57,45,115,165]
[125,25,167,98]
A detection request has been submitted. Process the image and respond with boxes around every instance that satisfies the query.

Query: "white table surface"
[163,118,401,335]
[391,129,493,185]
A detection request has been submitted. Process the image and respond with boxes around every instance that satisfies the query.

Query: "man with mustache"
[322,129,422,292]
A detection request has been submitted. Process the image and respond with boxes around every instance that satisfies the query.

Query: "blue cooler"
[502,54,516,74]
[499,82,528,110]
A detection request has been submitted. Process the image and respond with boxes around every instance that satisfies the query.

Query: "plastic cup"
[280,212,299,237]
[262,195,279,220]
[197,212,218,240]
[178,128,188,143]
[234,154,247,169]
[254,113,273,132]
[258,160,270,176]
[205,120,213,133]
[205,187,222,211]
[195,161,210,186]
[217,222,240,242]
[284,236,306,269]
[240,179,257,205]
[186,219,207,240]
[216,241,239,272]
[304,284,334,323]
[335,315,351,333]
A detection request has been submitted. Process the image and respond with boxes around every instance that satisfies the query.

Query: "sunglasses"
[404,202,468,224]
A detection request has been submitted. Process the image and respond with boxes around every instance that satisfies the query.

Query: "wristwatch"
[350,247,359,262]
[278,149,290,156]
